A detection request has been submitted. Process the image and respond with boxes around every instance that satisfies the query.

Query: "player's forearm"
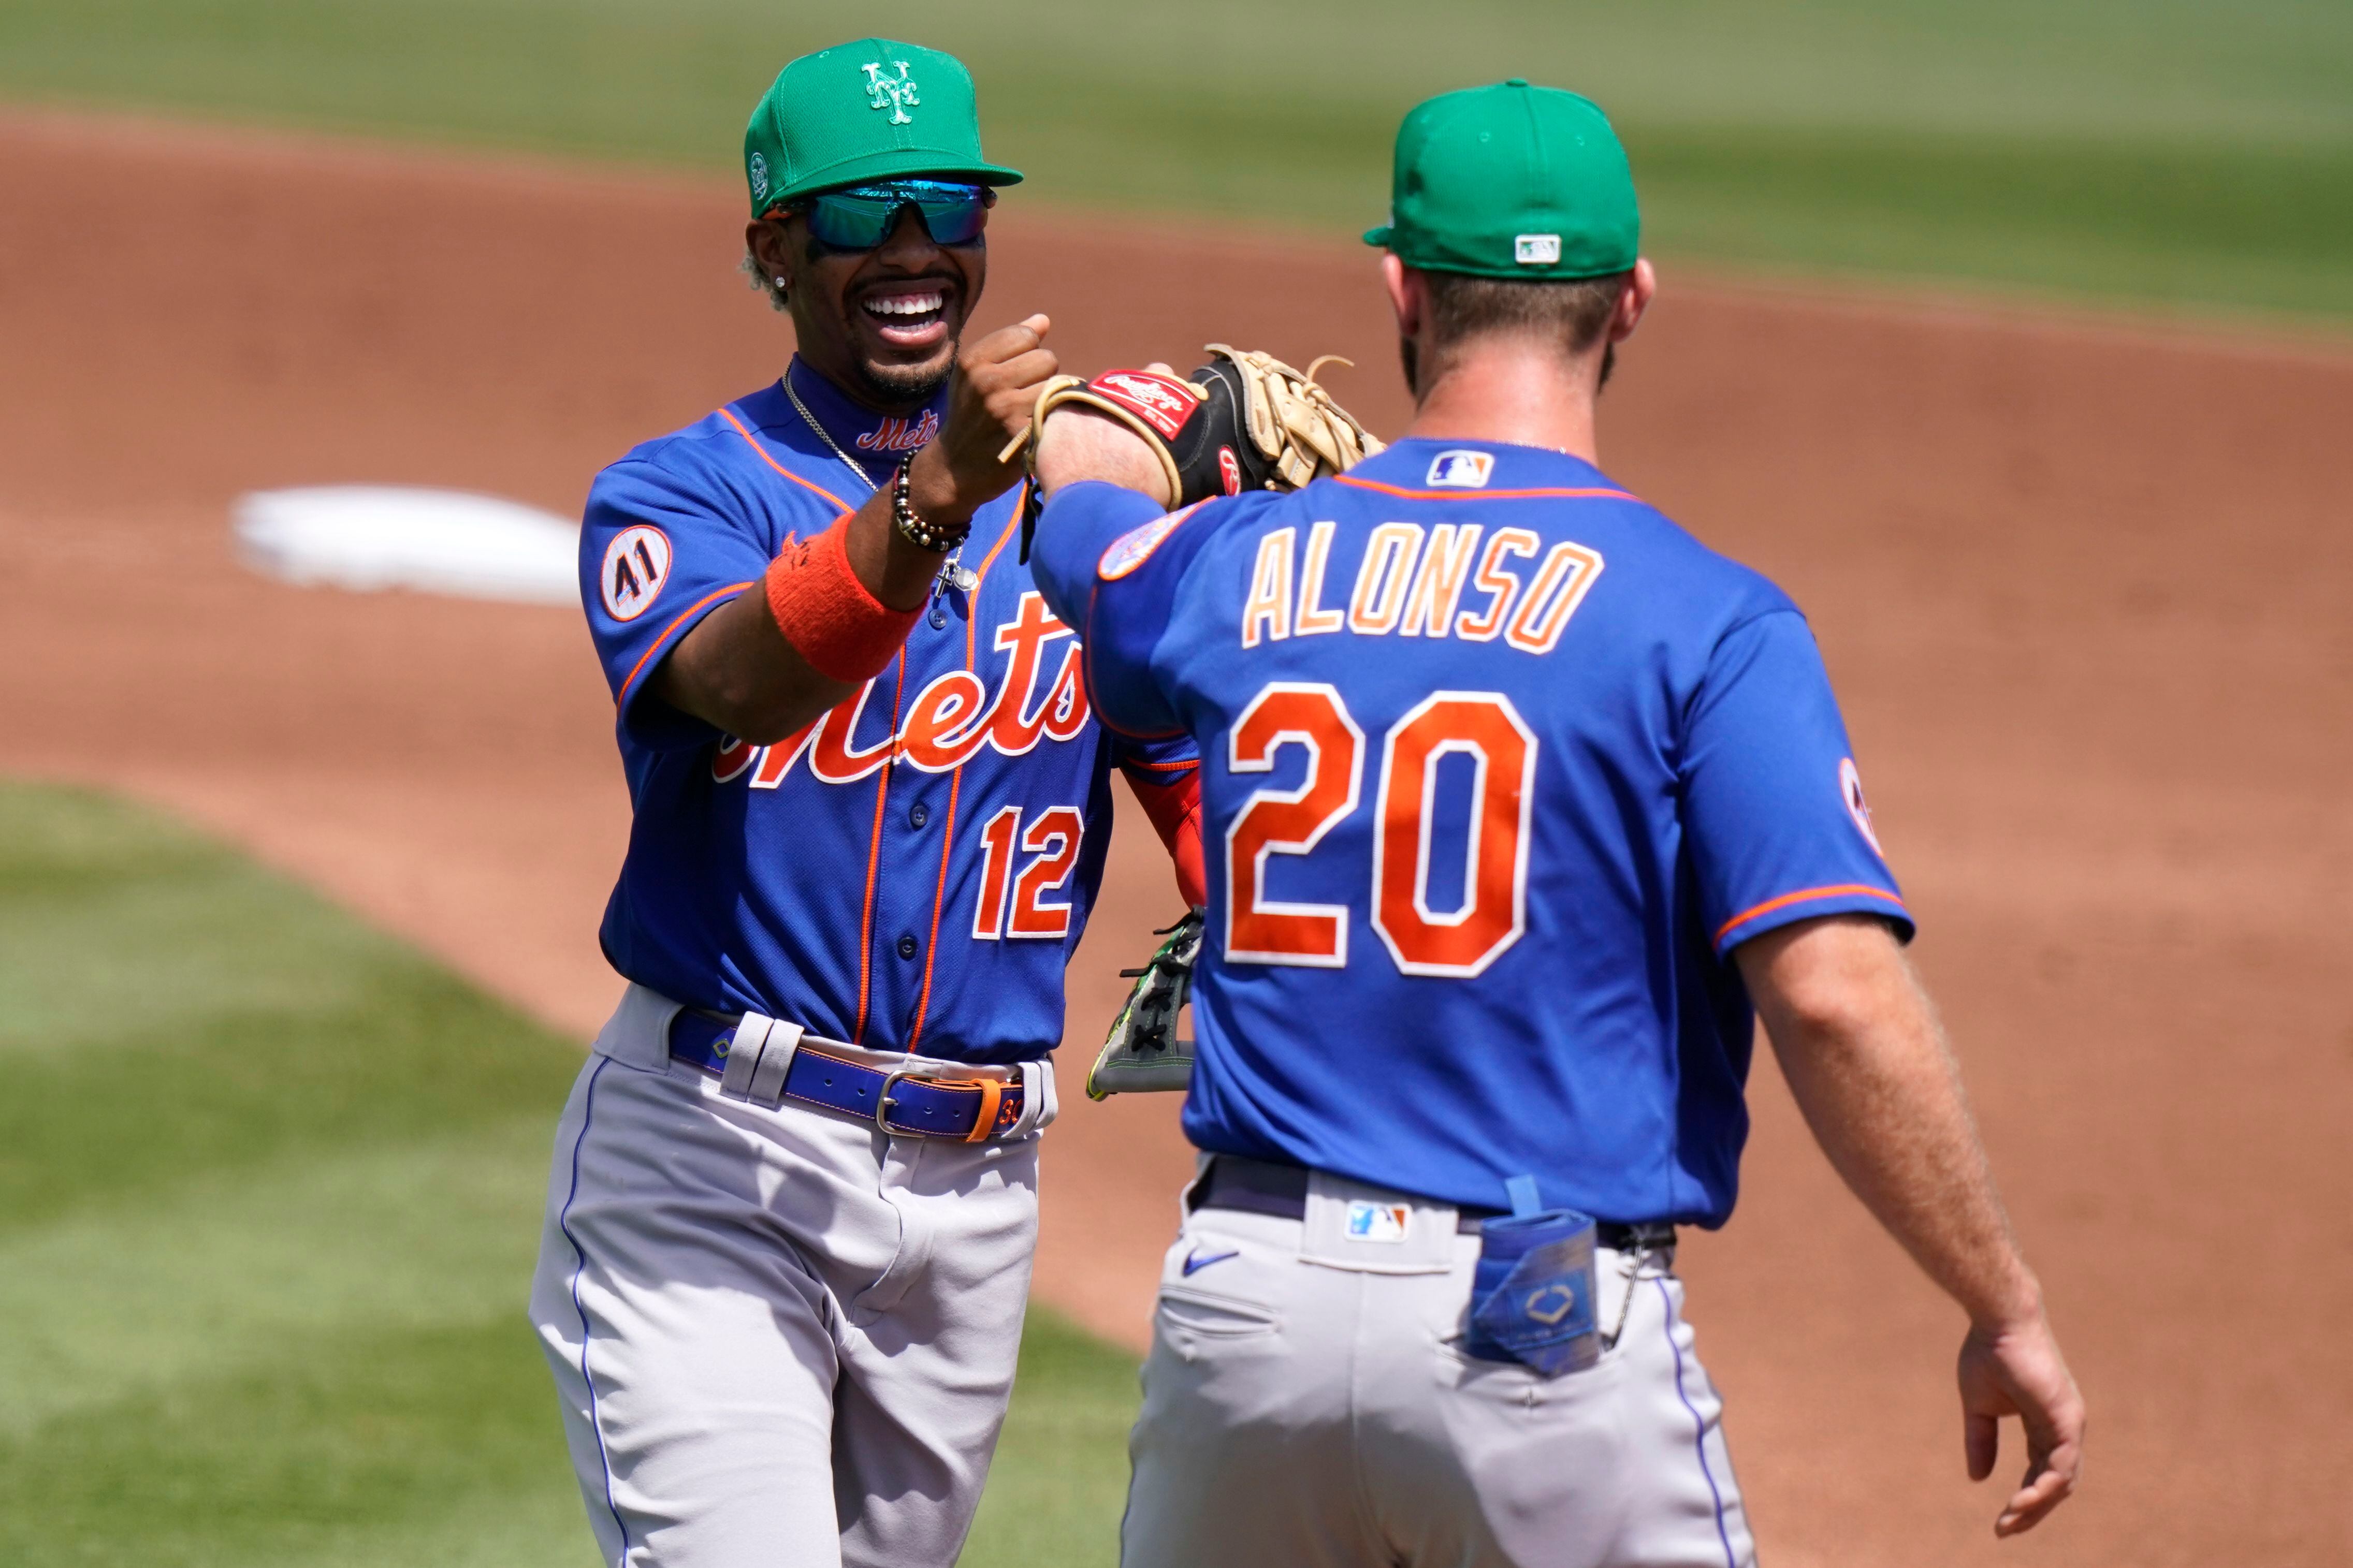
[653,590,859,744]
[849,443,987,611]
[657,454,993,743]
[1737,917,2042,1330]
[1034,407,1175,505]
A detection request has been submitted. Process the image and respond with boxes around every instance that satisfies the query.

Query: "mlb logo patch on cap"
[1344,1200,1411,1243]
[1515,233,1563,265]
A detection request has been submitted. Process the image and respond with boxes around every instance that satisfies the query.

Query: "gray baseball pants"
[528,987,1045,1567]
[1121,1170,1758,1568]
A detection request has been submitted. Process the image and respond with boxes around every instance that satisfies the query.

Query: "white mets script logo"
[855,409,939,453]
[1426,449,1494,489]
[710,591,1086,789]
[862,61,920,124]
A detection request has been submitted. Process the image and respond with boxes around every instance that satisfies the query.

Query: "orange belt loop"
[963,1079,1004,1143]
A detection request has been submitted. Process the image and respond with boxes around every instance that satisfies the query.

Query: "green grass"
[0,782,1138,1565]
[963,1316,1140,1567]
[1,0,2349,323]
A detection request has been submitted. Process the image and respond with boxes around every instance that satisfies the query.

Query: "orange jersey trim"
[851,652,909,1045]
[1715,884,1908,946]
[1334,475,1638,504]
[970,500,1024,583]
[906,758,964,1057]
[718,405,856,512]
[906,508,1022,1053]
[616,582,754,709]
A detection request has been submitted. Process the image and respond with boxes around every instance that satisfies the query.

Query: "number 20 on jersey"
[1225,682,1535,979]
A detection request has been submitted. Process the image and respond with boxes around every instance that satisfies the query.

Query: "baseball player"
[526,39,1202,1568]
[1024,81,2085,1568]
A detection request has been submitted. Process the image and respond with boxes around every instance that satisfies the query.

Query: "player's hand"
[911,314,1057,522]
[1957,1310,2085,1536]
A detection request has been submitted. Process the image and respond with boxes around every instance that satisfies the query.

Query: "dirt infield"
[3,109,2347,1565]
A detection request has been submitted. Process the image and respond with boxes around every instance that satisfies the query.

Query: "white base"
[232,485,579,606]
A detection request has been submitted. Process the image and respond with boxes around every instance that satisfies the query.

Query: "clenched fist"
[908,314,1058,524]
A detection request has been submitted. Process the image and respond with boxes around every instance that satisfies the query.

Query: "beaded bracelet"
[892,458,972,553]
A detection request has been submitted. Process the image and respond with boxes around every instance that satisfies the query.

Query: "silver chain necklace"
[783,369,880,493]
[781,367,975,596]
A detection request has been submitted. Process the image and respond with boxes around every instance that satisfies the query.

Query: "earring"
[774,276,788,288]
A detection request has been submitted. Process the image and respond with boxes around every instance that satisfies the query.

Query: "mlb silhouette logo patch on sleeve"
[1345,1200,1412,1243]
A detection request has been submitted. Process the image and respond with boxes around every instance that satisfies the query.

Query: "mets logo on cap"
[862,60,919,124]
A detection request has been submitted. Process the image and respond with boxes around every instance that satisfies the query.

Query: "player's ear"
[747,215,797,301]
[1610,258,1658,345]
[1381,254,1423,337]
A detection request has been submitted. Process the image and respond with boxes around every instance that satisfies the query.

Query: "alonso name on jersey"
[1030,438,1908,1226]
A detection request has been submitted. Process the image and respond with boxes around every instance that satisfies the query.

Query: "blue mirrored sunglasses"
[783,180,994,251]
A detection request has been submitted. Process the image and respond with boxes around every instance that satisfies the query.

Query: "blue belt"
[668,1010,1026,1141]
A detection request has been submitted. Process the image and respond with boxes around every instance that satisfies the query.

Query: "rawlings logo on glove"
[1087,371,1200,438]
[1004,345,1384,559]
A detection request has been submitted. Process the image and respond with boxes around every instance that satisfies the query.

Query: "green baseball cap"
[743,39,1023,215]
[1363,79,1638,281]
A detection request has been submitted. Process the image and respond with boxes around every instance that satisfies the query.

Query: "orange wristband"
[765,516,921,683]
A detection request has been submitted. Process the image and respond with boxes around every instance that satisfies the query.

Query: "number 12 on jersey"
[973,804,1085,940]
[1225,682,1535,978]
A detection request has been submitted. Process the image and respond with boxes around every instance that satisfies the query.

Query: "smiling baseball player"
[1023,80,2085,1568]
[526,40,1202,1568]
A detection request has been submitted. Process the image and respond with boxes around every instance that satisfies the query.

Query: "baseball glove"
[1087,908,1203,1099]
[1006,346,1383,559]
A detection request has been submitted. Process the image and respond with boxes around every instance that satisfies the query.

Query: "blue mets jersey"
[581,360,1196,1064]
[1029,439,1910,1224]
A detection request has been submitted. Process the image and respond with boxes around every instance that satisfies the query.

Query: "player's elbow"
[655,656,830,747]
[702,684,827,746]
[1737,914,1914,1043]
[715,707,806,748]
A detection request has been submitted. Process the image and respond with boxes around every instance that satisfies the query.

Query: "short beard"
[856,346,958,409]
